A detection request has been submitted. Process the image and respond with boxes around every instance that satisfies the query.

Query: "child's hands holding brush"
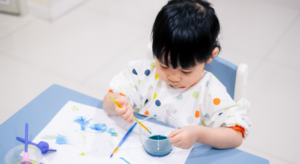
[113,96,135,124]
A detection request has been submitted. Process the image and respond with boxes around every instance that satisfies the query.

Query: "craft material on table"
[31,101,192,164]
[110,97,152,134]
[120,157,131,164]
[145,135,172,157]
[4,144,42,164]
[110,122,137,158]
[16,137,57,154]
[133,116,151,134]
[140,115,179,158]
[20,123,32,164]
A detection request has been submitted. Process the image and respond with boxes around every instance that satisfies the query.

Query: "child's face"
[155,57,205,89]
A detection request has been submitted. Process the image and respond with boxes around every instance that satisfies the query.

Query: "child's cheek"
[160,74,168,83]
[156,67,167,82]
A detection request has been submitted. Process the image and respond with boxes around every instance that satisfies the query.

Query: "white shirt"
[109,59,252,138]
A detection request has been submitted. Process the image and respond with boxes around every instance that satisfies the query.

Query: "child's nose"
[167,69,181,82]
[168,75,181,82]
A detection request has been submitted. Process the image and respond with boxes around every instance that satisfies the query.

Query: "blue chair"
[146,42,248,102]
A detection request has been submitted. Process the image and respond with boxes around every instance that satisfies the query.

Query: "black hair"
[152,0,221,69]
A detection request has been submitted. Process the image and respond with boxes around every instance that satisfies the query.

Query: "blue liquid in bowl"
[144,135,172,157]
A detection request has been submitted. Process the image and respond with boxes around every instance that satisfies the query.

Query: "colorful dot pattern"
[150,62,155,67]
[144,69,150,76]
[123,61,249,134]
[155,100,161,106]
[132,69,138,75]
[221,123,226,127]
[193,91,199,98]
[213,98,221,105]
[195,111,200,118]
[204,113,210,118]
[176,94,183,100]
[153,93,157,99]
[134,85,138,91]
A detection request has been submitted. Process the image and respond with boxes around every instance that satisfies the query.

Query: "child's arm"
[169,126,243,149]
[102,92,134,123]
[169,73,250,149]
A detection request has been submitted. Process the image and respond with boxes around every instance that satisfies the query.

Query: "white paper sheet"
[33,101,192,164]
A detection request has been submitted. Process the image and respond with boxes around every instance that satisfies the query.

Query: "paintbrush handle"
[110,97,123,108]
[110,122,138,158]
[133,116,140,123]
[133,117,151,134]
[138,122,151,133]
[118,122,137,146]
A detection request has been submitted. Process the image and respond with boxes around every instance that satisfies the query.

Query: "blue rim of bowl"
[139,114,179,141]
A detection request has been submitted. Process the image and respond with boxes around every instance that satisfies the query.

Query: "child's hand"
[114,96,134,124]
[168,126,199,149]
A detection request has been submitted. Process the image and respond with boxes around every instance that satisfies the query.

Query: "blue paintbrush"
[110,122,137,158]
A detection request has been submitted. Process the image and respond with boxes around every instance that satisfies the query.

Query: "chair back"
[204,57,237,99]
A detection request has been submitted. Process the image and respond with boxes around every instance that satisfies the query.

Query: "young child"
[103,0,251,149]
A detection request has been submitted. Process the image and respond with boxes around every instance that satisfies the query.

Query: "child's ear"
[206,47,219,64]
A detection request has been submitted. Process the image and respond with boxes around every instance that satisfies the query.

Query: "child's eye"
[182,71,192,74]
[160,64,168,69]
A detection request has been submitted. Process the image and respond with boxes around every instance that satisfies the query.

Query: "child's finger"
[170,137,181,145]
[116,97,126,106]
[172,141,182,148]
[128,111,135,123]
[169,134,182,144]
[116,106,127,115]
[125,112,134,123]
[168,129,182,138]
[129,118,134,124]
[126,103,133,112]
[122,108,131,120]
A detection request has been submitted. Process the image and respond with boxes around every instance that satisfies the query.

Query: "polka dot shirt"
[109,60,252,138]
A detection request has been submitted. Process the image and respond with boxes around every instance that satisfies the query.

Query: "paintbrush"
[109,97,151,134]
[110,122,137,158]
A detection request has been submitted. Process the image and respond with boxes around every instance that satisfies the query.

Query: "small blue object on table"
[0,84,269,164]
